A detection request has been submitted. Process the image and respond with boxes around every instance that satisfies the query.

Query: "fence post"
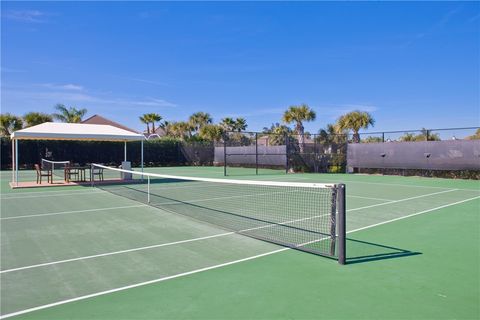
[284,133,289,174]
[255,132,258,175]
[223,134,227,176]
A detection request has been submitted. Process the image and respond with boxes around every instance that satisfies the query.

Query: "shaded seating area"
[10,122,145,189]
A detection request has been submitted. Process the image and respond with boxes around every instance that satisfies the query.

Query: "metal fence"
[216,131,348,175]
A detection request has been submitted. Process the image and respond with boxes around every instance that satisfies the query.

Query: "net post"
[255,132,258,175]
[337,183,346,265]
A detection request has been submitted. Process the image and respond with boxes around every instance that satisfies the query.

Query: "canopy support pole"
[15,139,19,186]
[11,139,15,184]
[124,141,127,162]
[141,139,144,175]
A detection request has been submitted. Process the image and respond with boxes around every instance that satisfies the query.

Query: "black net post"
[255,132,258,175]
[337,183,346,265]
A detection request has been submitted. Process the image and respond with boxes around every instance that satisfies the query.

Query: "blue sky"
[2,1,479,134]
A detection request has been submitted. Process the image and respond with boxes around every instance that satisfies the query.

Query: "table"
[64,166,90,182]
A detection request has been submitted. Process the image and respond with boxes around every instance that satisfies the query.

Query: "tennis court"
[1,167,479,319]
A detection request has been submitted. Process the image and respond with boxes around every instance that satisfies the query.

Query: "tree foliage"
[466,128,480,140]
[52,104,87,123]
[168,121,193,140]
[399,129,440,142]
[336,110,375,143]
[23,112,53,127]
[282,104,316,152]
[261,123,291,145]
[199,124,224,141]
[189,112,213,133]
[0,113,23,137]
[220,117,247,132]
[140,113,163,135]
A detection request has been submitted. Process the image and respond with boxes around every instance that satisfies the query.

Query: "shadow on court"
[346,237,422,264]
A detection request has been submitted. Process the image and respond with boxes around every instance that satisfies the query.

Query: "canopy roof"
[11,122,144,141]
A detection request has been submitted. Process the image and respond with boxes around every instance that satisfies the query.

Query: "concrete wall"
[347,140,480,170]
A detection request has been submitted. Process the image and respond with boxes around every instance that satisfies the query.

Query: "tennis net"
[91,164,346,264]
[41,159,70,178]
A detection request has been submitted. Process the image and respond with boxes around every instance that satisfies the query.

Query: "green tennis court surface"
[1,167,479,319]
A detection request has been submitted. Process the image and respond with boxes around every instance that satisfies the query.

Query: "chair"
[91,167,104,181]
[64,165,80,183]
[34,164,52,184]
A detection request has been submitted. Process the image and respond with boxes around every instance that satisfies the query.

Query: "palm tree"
[0,113,23,137]
[233,117,247,132]
[189,112,213,133]
[220,117,236,131]
[317,123,342,144]
[169,121,192,139]
[399,132,416,142]
[199,124,224,141]
[421,128,440,141]
[147,113,162,133]
[139,114,151,135]
[262,123,291,145]
[336,110,375,143]
[282,104,316,152]
[23,112,53,127]
[52,104,87,123]
[466,128,480,140]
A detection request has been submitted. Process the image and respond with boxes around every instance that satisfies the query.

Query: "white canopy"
[11,122,144,141]
[10,122,144,187]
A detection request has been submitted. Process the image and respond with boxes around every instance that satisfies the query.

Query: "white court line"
[346,189,458,212]
[258,175,479,191]
[0,204,148,221]
[0,248,290,320]
[1,188,101,197]
[0,232,235,274]
[1,194,479,319]
[1,191,105,200]
[347,195,480,234]
[347,195,394,202]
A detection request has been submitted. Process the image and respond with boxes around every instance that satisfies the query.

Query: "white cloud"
[3,86,176,110]
[402,7,462,47]
[1,67,27,73]
[125,77,168,86]
[40,83,84,91]
[3,10,49,23]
